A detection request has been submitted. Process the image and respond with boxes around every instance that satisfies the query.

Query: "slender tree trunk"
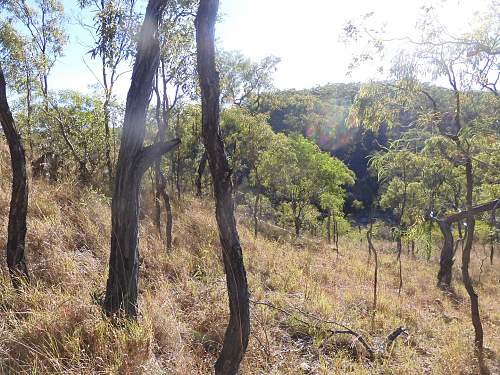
[253,192,260,238]
[196,150,208,196]
[25,68,33,158]
[396,236,402,259]
[103,94,114,191]
[0,64,30,288]
[462,158,486,372]
[196,2,250,373]
[334,217,339,255]
[398,252,403,296]
[327,213,331,244]
[427,219,433,260]
[153,72,174,250]
[104,0,179,317]
[155,160,174,250]
[154,167,161,230]
[175,149,181,199]
[490,209,497,265]
[367,215,378,330]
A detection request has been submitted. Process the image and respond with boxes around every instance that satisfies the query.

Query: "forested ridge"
[0,0,498,374]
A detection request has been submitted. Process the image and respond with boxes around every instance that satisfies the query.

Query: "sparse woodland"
[0,0,499,374]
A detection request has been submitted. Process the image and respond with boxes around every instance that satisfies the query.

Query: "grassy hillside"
[0,148,498,374]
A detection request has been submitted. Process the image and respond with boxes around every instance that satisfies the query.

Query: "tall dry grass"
[0,148,498,374]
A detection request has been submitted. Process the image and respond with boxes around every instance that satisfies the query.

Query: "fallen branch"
[251,299,375,360]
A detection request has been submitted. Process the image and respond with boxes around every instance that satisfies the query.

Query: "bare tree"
[0,63,29,288]
[103,0,179,317]
[195,0,250,373]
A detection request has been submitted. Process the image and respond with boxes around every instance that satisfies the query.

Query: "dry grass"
[0,154,499,374]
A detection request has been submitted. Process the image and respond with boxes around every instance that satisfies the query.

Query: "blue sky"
[49,0,491,98]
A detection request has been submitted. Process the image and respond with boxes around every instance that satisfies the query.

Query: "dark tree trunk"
[334,217,339,254]
[0,64,30,288]
[196,150,208,196]
[396,236,402,260]
[490,208,497,265]
[175,148,181,199]
[253,192,260,238]
[294,215,301,239]
[398,252,403,296]
[153,72,174,251]
[104,0,179,317]
[367,215,378,330]
[327,213,331,244]
[196,1,250,373]
[103,95,114,192]
[435,198,500,289]
[462,158,486,373]
[154,168,161,230]
[437,220,454,288]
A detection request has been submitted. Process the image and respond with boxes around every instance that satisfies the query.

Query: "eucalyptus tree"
[103,0,179,317]
[346,3,500,367]
[218,50,280,109]
[196,0,252,372]
[44,90,109,185]
[0,63,29,288]
[195,50,280,197]
[260,134,354,238]
[2,0,66,99]
[221,107,276,236]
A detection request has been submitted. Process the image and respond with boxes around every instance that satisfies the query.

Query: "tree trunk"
[398,252,403,296]
[153,71,174,251]
[294,215,301,239]
[103,95,114,192]
[25,67,33,158]
[490,209,497,265]
[437,220,454,288]
[462,158,485,372]
[396,236,402,260]
[196,150,208,196]
[0,63,30,288]
[104,0,179,317]
[253,192,260,238]
[327,213,331,244]
[367,216,378,330]
[153,167,161,230]
[196,1,250,373]
[334,217,339,255]
[175,148,181,199]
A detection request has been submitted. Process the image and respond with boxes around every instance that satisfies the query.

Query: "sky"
[48,0,492,98]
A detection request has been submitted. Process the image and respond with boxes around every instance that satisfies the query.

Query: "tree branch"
[135,138,180,175]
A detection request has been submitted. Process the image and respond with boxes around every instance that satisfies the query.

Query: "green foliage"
[218,50,280,107]
[260,134,354,236]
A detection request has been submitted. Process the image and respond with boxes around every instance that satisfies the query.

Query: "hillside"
[0,147,499,374]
